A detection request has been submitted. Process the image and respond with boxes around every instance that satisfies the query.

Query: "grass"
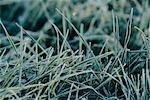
[0,0,150,99]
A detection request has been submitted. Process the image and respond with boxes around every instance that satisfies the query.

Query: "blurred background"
[0,0,150,54]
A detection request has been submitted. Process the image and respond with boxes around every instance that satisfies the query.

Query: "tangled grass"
[0,0,150,99]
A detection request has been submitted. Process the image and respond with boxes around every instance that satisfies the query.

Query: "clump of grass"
[0,6,150,99]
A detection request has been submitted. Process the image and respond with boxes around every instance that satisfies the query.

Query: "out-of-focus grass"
[0,0,150,99]
[0,0,149,49]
